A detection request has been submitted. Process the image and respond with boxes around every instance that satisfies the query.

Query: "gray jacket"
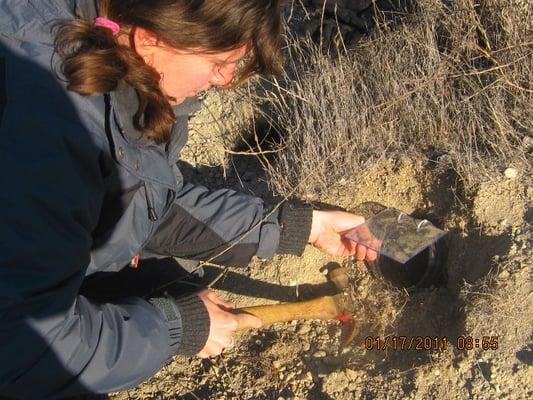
[0,1,312,398]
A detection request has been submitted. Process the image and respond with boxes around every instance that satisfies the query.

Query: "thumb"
[337,212,365,230]
[233,312,263,330]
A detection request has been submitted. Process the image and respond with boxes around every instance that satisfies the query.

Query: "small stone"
[298,324,312,335]
[345,369,359,380]
[313,350,326,358]
[273,360,282,369]
[434,369,441,376]
[499,270,510,279]
[504,167,518,179]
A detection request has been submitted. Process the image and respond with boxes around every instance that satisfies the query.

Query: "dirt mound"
[473,177,531,234]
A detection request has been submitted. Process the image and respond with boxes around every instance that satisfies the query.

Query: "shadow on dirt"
[177,157,275,201]
[515,341,533,366]
[205,265,339,302]
[84,256,338,305]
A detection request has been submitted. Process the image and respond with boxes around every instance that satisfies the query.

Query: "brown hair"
[54,0,283,143]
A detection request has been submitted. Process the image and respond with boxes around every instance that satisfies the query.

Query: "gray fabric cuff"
[149,294,210,358]
[276,202,314,256]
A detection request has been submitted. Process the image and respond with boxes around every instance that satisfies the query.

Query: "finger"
[347,214,365,227]
[233,312,262,329]
[336,213,365,232]
[331,243,350,258]
[366,248,378,261]
[331,240,357,258]
[341,237,358,256]
[371,238,383,251]
[214,298,236,310]
[206,291,236,310]
[355,244,367,261]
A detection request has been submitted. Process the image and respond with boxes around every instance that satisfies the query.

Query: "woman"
[0,0,374,397]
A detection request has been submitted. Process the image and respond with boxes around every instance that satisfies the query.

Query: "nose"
[211,64,237,87]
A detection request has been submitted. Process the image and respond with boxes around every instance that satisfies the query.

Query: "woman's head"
[128,29,249,105]
[54,0,283,143]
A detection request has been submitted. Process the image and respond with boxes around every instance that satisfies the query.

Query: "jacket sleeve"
[0,100,188,397]
[144,182,314,266]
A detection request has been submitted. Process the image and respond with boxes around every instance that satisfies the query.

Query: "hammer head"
[324,262,361,352]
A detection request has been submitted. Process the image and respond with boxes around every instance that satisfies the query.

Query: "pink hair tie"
[94,17,120,35]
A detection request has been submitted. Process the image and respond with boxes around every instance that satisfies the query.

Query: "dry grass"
[255,0,532,199]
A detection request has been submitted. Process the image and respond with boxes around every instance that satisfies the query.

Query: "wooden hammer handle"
[234,295,344,331]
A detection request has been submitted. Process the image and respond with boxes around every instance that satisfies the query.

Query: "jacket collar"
[110,82,147,145]
[106,87,178,190]
[110,82,201,145]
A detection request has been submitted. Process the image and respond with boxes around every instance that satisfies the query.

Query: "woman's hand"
[196,290,261,358]
[308,210,378,260]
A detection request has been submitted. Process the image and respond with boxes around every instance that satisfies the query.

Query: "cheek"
[188,69,212,87]
[163,65,212,93]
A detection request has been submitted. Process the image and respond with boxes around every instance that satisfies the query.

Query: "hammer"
[233,263,358,348]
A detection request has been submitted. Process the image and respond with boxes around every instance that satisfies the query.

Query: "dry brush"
[257,0,532,199]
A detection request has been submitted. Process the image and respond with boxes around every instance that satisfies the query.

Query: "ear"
[132,27,160,64]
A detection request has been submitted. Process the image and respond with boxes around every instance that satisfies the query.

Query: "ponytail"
[54,19,176,143]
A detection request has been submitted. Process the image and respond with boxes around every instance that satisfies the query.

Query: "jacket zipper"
[142,182,159,221]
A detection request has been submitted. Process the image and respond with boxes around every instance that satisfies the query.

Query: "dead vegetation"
[254,0,532,199]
